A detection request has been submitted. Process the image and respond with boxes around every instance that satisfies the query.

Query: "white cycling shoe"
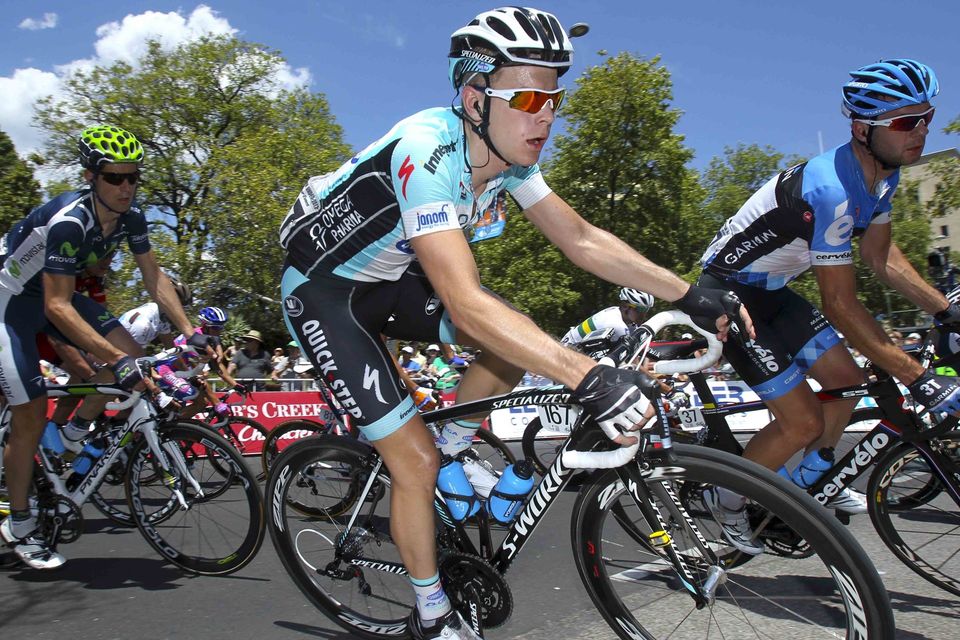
[408,609,482,640]
[1,517,66,570]
[703,487,765,556]
[824,487,868,514]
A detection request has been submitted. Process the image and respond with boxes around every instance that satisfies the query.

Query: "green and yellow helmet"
[78,125,144,170]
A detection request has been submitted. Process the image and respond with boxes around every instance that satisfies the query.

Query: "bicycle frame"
[684,361,960,509]
[336,383,721,606]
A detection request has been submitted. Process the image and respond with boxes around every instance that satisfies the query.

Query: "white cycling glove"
[571,364,655,440]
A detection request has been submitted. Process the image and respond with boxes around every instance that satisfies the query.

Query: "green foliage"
[0,129,42,234]
[34,35,350,346]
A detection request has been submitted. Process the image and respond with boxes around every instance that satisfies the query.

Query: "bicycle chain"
[38,496,83,545]
[439,551,513,629]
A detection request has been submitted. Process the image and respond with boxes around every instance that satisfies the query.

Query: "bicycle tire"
[572,443,894,639]
[867,431,960,597]
[127,421,265,575]
[267,435,406,639]
[260,418,328,477]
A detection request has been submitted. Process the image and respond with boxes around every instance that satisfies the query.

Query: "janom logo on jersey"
[414,206,450,233]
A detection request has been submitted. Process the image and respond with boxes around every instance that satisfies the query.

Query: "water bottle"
[776,466,792,481]
[437,455,481,521]
[790,447,835,489]
[65,437,107,491]
[488,459,535,524]
[40,421,66,456]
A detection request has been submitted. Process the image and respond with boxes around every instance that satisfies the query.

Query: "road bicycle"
[0,350,265,575]
[533,325,960,597]
[265,310,894,639]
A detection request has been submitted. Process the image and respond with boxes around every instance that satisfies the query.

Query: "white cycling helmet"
[448,7,574,90]
[619,287,654,311]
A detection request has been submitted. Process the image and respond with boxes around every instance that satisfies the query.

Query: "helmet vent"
[485,16,517,41]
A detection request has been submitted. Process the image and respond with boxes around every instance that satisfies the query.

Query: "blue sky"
[1,1,958,173]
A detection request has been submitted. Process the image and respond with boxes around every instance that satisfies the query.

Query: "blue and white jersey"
[0,187,151,297]
[279,107,552,282]
[701,143,898,290]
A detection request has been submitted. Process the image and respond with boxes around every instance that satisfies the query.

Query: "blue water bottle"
[790,447,835,489]
[66,437,106,491]
[40,421,66,456]
[488,459,535,524]
[437,455,481,521]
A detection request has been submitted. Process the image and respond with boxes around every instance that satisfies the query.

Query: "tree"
[475,53,699,334]
[927,114,960,220]
[33,35,350,345]
[0,128,42,234]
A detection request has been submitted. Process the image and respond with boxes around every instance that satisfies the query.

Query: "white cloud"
[19,13,58,31]
[0,5,311,160]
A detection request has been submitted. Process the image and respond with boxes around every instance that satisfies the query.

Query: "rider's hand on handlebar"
[111,355,144,392]
[907,369,960,415]
[675,285,755,344]
[233,382,249,397]
[572,364,661,444]
[934,302,960,328]
[412,386,437,411]
[186,331,211,353]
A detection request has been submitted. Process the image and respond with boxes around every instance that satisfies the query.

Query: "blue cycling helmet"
[842,58,939,119]
[198,306,228,328]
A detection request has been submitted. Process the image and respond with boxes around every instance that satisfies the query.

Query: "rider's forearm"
[874,244,948,314]
[561,224,691,302]
[447,290,595,389]
[822,296,924,384]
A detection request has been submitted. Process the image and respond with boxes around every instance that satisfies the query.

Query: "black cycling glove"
[675,285,744,341]
[111,355,143,392]
[934,302,960,327]
[186,331,211,352]
[572,364,657,436]
[908,370,960,414]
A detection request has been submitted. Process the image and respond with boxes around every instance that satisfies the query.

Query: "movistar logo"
[60,242,80,257]
[8,261,21,278]
[98,312,112,322]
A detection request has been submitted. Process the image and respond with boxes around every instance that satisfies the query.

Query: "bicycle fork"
[142,424,202,508]
[616,463,726,607]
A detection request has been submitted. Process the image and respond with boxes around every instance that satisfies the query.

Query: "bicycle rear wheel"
[572,444,894,639]
[210,415,269,478]
[127,421,265,575]
[867,432,960,597]
[267,436,408,639]
[260,418,328,477]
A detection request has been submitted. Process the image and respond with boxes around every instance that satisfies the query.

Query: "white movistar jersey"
[561,307,629,345]
[119,302,172,347]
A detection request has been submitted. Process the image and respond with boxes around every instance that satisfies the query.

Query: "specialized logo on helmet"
[283,296,304,318]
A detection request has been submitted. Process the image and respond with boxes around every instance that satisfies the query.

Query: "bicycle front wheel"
[572,444,894,639]
[127,421,265,575]
[868,431,960,597]
[267,435,408,640]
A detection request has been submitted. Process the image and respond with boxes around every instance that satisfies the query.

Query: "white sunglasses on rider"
[476,87,566,114]
[855,107,935,132]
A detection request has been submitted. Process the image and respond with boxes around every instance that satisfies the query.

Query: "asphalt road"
[1,440,957,640]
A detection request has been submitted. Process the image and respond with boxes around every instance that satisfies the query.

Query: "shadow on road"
[273,620,363,638]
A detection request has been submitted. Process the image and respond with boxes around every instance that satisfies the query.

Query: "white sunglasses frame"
[854,106,935,131]
[479,86,567,113]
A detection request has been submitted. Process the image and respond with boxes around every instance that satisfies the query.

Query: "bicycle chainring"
[38,496,84,544]
[439,551,513,629]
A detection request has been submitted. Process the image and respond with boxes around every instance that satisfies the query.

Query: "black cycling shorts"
[280,262,456,440]
[697,271,842,401]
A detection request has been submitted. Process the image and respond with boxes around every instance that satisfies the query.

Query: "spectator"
[272,340,303,391]
[272,347,285,367]
[904,332,922,346]
[400,345,422,373]
[227,330,273,391]
[225,335,243,361]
